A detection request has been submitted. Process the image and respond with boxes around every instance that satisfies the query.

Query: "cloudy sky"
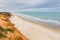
[0,0,60,12]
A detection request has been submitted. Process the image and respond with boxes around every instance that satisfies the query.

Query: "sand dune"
[10,14,60,40]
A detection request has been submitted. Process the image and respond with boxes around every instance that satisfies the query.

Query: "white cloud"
[17,7,60,12]
[0,0,6,7]
[15,0,45,4]
[0,0,60,12]
[14,0,50,7]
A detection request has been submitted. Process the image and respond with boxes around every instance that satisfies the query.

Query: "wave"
[15,13,60,28]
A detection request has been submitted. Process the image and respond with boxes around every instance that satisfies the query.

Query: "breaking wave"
[15,13,60,28]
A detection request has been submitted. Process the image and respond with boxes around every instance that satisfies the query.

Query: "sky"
[0,0,60,12]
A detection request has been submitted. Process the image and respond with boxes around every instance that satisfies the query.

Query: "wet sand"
[10,14,60,40]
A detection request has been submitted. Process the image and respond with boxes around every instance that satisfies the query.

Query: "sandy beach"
[10,13,60,40]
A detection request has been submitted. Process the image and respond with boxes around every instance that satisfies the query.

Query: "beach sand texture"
[10,14,60,40]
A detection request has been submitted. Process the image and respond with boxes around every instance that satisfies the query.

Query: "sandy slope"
[10,14,60,40]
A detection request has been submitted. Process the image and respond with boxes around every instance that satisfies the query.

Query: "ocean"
[15,12,60,28]
[17,12,60,21]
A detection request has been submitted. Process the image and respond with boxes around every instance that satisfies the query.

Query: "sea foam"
[15,13,60,28]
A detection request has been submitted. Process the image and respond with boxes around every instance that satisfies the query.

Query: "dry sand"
[10,14,60,40]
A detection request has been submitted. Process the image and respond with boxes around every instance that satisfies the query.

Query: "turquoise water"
[15,12,60,27]
[17,12,60,21]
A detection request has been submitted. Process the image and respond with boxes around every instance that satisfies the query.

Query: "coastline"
[15,13,60,30]
[10,13,60,40]
[17,15,60,32]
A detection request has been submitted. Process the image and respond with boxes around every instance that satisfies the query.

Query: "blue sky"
[0,0,60,12]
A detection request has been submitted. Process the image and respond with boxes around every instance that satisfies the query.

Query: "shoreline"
[15,13,60,32]
[11,14,60,40]
[15,13,60,28]
[17,15,60,32]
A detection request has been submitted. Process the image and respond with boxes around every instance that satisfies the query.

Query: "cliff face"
[0,13,28,40]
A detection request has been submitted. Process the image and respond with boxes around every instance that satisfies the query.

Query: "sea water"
[15,12,60,28]
[17,12,60,21]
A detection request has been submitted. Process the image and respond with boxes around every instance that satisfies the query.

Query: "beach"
[10,13,60,40]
